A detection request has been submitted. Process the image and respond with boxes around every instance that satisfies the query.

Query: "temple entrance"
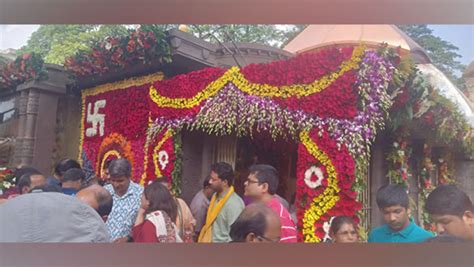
[233,136,298,204]
[180,130,297,205]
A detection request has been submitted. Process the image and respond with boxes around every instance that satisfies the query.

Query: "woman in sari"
[157,177,196,243]
[132,180,182,243]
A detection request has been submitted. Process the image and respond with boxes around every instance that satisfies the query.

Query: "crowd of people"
[0,158,473,243]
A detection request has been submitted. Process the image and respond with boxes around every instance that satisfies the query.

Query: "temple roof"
[417,63,474,127]
[284,25,431,64]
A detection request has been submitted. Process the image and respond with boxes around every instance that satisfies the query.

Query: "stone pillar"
[50,95,82,169]
[200,134,215,182]
[370,133,389,228]
[215,135,237,169]
[12,64,70,174]
[32,92,62,174]
[13,90,28,165]
[21,89,40,166]
[455,160,474,201]
[181,130,205,204]
[410,139,424,224]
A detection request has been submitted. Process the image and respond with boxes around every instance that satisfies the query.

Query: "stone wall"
[180,130,216,204]
[455,160,474,201]
[51,95,82,172]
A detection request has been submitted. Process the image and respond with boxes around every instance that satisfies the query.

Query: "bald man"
[76,184,113,222]
[18,171,47,194]
[229,203,281,243]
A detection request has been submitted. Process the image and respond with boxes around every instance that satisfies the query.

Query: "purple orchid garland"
[149,50,394,162]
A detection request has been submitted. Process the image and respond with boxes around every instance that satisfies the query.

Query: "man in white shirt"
[190,177,214,239]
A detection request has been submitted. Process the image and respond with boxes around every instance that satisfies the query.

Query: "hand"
[113,237,129,243]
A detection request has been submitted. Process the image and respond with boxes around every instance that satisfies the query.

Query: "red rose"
[392,87,410,110]
[241,46,352,86]
[393,55,401,66]
[295,126,362,240]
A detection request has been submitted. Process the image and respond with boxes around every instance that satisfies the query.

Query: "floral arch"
[80,44,396,242]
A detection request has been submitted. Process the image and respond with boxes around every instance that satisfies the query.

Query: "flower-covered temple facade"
[2,26,473,242]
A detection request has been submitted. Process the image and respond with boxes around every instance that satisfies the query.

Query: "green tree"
[397,25,466,88]
[140,24,305,47]
[0,55,10,66]
[18,25,129,65]
[186,24,304,48]
[19,24,305,65]
[281,24,307,47]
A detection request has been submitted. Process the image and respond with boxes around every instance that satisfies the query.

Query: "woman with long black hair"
[132,180,182,243]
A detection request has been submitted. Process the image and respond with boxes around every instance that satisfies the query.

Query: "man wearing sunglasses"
[244,164,298,243]
[230,203,281,243]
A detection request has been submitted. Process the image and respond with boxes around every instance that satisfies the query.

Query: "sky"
[429,25,473,66]
[0,24,473,66]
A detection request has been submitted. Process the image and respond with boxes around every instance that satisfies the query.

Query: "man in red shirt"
[244,164,297,243]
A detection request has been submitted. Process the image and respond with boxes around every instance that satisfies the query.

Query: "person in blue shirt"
[426,184,474,241]
[368,184,433,243]
[61,168,85,196]
[104,158,143,243]
[46,159,81,187]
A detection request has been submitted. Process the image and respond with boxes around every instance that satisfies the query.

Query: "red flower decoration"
[149,68,225,119]
[392,87,409,110]
[296,128,360,241]
[241,47,353,86]
[82,81,153,181]
[273,71,358,119]
[143,129,176,185]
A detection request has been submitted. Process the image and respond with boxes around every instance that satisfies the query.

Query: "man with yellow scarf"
[198,162,245,243]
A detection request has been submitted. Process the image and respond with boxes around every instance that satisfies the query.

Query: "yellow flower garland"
[152,129,174,178]
[139,128,174,185]
[149,68,234,109]
[78,72,164,165]
[300,130,341,243]
[99,150,121,177]
[139,117,153,185]
[149,45,366,109]
[82,72,165,98]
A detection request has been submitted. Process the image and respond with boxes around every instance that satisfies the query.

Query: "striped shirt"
[267,196,298,243]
